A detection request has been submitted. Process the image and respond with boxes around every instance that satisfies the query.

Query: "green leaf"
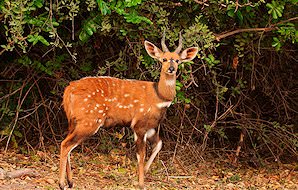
[97,0,111,15]
[38,36,50,46]
[85,27,94,36]
[227,9,235,17]
[272,10,277,19]
[236,10,243,24]
[79,31,89,42]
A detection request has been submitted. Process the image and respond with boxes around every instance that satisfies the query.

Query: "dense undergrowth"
[0,0,297,165]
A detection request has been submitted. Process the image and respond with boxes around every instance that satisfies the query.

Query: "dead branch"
[6,168,39,179]
[214,17,298,41]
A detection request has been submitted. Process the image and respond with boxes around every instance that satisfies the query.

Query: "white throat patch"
[165,80,176,86]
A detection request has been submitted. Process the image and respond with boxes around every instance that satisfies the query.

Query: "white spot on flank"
[156,101,172,108]
[119,105,123,108]
[140,104,144,107]
[124,94,130,97]
[166,80,176,86]
[96,104,100,107]
[97,119,102,123]
[128,104,133,108]
[90,110,94,113]
[146,129,156,139]
[88,95,91,98]
[133,100,139,103]
[101,90,104,94]
[98,110,103,113]
[142,86,146,89]
[96,89,99,92]
[94,107,97,110]
[86,110,89,113]
[84,98,88,102]
[81,107,85,110]
[103,113,106,116]
[139,108,144,112]
[92,92,95,95]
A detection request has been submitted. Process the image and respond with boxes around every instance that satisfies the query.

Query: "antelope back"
[63,77,165,129]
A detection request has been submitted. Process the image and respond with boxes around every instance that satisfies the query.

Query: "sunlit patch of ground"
[0,148,297,190]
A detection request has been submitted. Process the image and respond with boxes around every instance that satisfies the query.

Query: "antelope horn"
[174,32,183,54]
[161,31,169,52]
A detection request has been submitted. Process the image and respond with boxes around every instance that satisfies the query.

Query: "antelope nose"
[168,66,175,73]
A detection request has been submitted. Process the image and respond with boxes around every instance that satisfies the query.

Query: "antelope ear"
[180,47,199,62]
[144,41,163,59]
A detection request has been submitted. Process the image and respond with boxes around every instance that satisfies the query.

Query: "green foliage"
[204,54,220,68]
[266,0,284,19]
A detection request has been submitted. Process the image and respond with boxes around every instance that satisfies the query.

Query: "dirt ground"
[0,148,297,190]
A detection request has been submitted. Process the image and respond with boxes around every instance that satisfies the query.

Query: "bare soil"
[0,149,297,190]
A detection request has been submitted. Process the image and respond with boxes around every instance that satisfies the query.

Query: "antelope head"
[144,32,199,76]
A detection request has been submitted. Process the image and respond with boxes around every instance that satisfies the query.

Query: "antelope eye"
[176,60,180,63]
[162,58,167,62]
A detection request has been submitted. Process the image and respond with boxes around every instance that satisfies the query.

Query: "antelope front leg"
[135,132,146,189]
[145,129,162,173]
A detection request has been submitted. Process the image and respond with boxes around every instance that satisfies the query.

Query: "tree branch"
[214,17,298,41]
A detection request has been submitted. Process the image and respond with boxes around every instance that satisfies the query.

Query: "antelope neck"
[155,72,176,101]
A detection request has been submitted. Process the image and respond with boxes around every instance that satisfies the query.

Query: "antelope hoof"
[59,181,73,190]
[67,180,73,188]
[139,183,145,190]
[59,182,66,190]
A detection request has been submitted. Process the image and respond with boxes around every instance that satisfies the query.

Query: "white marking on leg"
[136,153,140,163]
[146,129,156,139]
[134,132,138,142]
[156,101,172,109]
[67,144,78,169]
[131,118,137,129]
[139,108,144,112]
[145,140,162,173]
[93,122,103,135]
